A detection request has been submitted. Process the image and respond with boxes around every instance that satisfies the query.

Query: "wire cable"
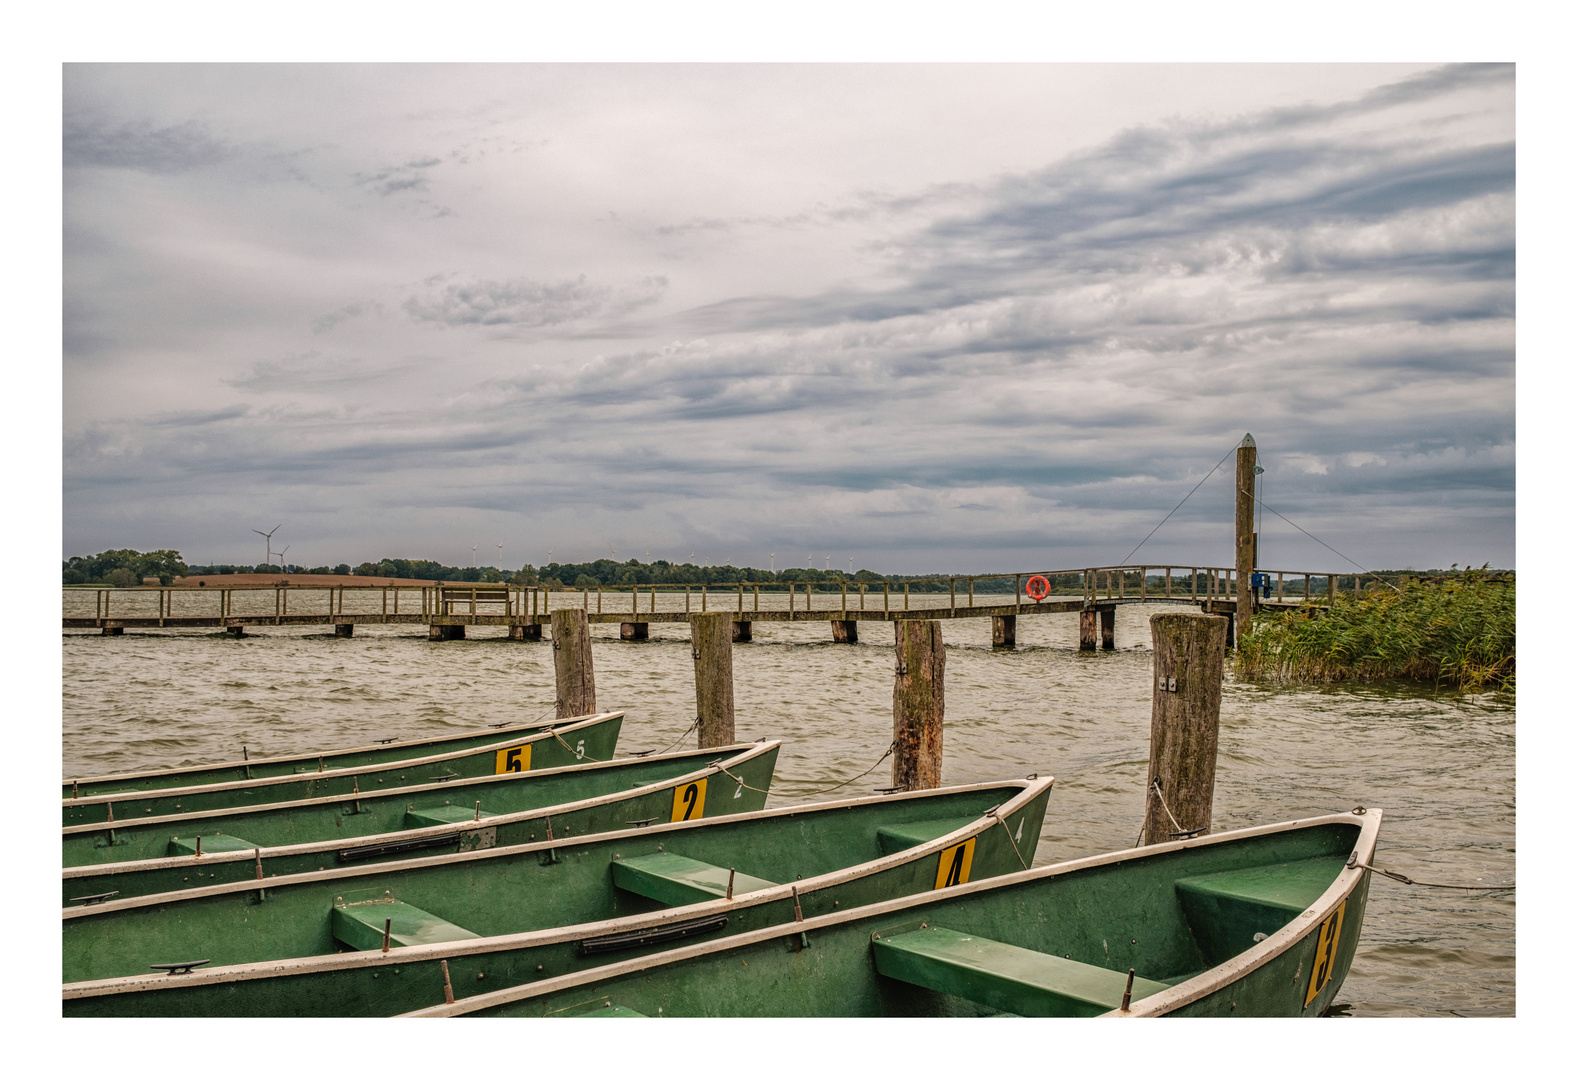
[1121,443,1239,566]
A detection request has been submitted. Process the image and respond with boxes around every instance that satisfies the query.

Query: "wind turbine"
[276,545,290,572]
[252,524,280,569]
[825,555,830,571]
[849,557,854,573]
[769,553,775,573]
[497,542,503,570]
[471,545,478,568]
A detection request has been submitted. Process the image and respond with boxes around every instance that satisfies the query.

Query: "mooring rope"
[1352,859,1514,891]
[628,716,702,757]
[990,808,1031,870]
[713,763,772,795]
[789,741,898,797]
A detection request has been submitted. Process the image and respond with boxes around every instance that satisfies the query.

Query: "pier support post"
[1101,607,1116,651]
[893,620,945,791]
[551,608,596,718]
[429,624,465,641]
[225,624,245,638]
[620,621,649,641]
[1142,612,1228,846]
[831,619,859,644]
[508,623,543,641]
[101,625,124,636]
[1234,433,1257,648]
[691,611,736,748]
[334,623,354,638]
[1079,608,1098,651]
[991,614,1016,649]
[732,620,752,643]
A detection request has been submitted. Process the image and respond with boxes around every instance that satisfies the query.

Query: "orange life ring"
[1026,575,1051,601]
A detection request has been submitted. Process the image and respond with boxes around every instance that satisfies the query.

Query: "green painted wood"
[404,805,498,828]
[1174,860,1339,967]
[62,716,572,800]
[61,779,1053,1012]
[62,713,623,826]
[611,853,776,906]
[392,818,1368,1019]
[874,817,980,856]
[873,927,1171,1017]
[330,898,480,950]
[62,740,768,871]
[165,834,258,856]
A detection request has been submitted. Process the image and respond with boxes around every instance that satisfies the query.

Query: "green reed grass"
[1234,570,1514,694]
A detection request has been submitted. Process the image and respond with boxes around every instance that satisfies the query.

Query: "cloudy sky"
[62,62,1515,574]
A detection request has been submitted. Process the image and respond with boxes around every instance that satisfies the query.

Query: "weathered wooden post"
[551,607,596,719]
[1079,608,1098,651]
[334,622,354,638]
[892,619,944,790]
[1100,606,1116,650]
[691,611,736,748]
[1234,433,1257,648]
[1142,612,1228,845]
[732,620,752,642]
[831,619,859,643]
[991,614,1015,649]
[619,621,649,641]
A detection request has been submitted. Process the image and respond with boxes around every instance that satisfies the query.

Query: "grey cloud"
[353,156,443,196]
[404,275,668,329]
[64,114,235,174]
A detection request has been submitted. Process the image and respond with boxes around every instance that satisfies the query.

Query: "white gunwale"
[61,712,625,807]
[63,713,607,789]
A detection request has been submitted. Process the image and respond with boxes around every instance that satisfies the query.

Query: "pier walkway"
[64,565,1377,649]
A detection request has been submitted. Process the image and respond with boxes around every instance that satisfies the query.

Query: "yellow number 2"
[671,778,709,822]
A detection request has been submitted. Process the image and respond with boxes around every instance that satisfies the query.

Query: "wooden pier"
[63,564,1376,648]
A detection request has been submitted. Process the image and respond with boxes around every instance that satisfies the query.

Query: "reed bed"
[1234,571,1514,694]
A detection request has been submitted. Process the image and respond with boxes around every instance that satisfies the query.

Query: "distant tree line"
[63,549,189,587]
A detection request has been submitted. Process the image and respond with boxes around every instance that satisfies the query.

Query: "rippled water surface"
[62,600,1514,1016]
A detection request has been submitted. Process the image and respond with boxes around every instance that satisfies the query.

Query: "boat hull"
[64,742,781,900]
[395,809,1380,1018]
[62,715,574,800]
[61,778,1054,1014]
[62,713,624,826]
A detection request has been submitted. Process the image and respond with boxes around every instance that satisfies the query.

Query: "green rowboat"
[62,740,780,876]
[61,778,1054,1014]
[398,808,1380,1018]
[63,712,624,826]
[63,714,580,800]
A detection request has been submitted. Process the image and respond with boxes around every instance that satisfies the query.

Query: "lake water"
[62,595,1515,1016]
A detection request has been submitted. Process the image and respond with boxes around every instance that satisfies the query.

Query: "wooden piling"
[831,619,859,644]
[620,621,649,641]
[1079,608,1098,651]
[1100,607,1116,650]
[334,623,354,638]
[893,620,944,791]
[690,611,736,748]
[1142,612,1228,846]
[1234,434,1257,648]
[732,620,752,643]
[991,614,1016,649]
[551,608,596,719]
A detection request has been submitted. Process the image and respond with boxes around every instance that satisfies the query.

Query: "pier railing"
[63,564,1397,632]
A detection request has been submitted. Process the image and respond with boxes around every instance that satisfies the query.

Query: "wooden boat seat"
[331,897,481,951]
[1174,857,1343,965]
[166,833,258,856]
[873,926,1170,1017]
[874,816,981,856]
[611,852,777,907]
[403,804,499,828]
